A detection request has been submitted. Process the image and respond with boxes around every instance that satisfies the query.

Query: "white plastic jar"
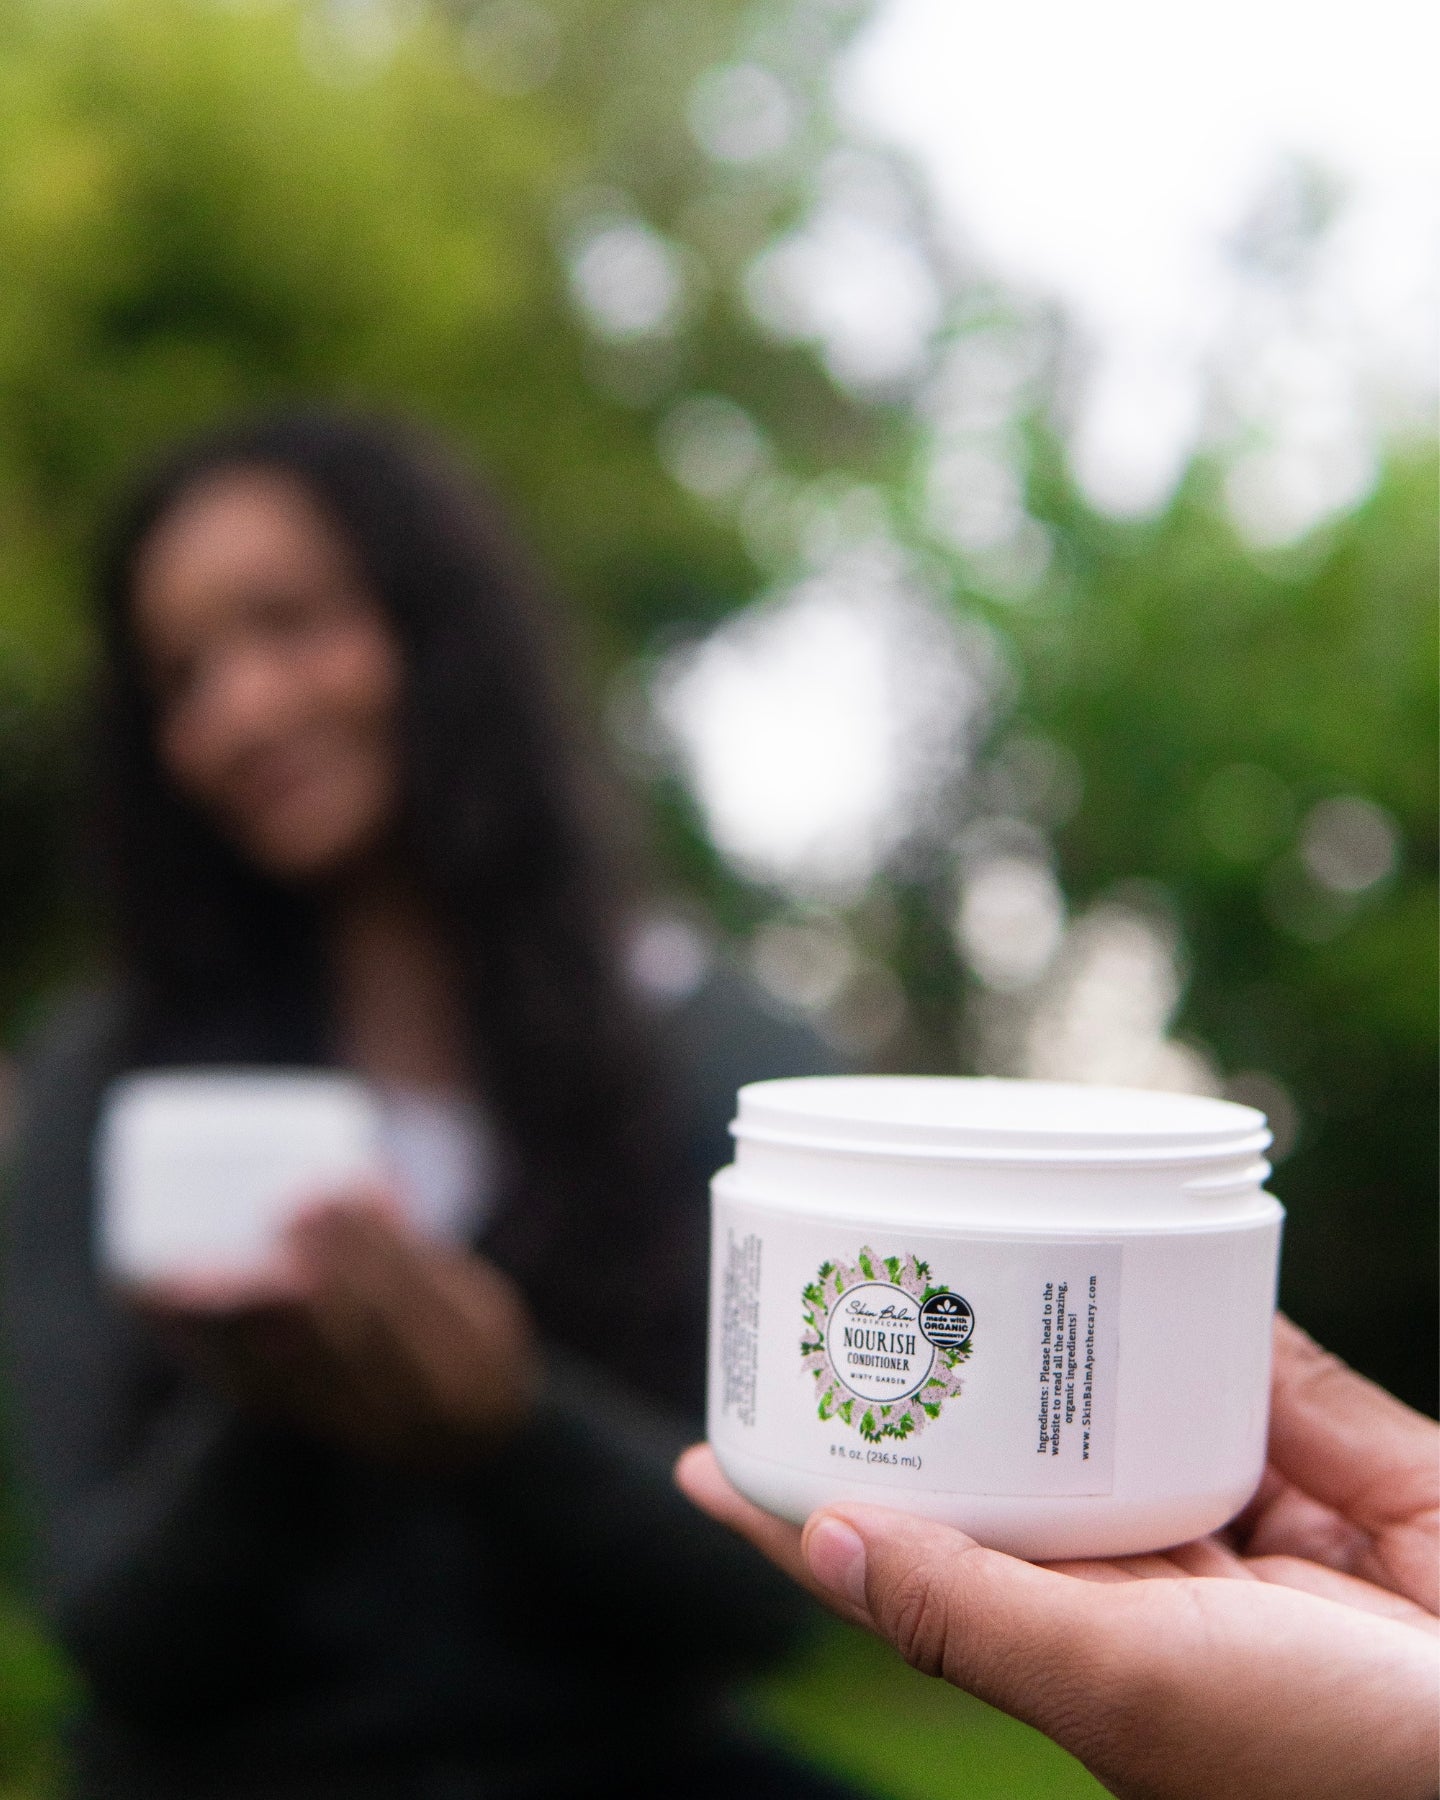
[706,1075,1283,1559]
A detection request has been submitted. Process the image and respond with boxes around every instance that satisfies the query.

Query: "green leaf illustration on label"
[800,1247,974,1443]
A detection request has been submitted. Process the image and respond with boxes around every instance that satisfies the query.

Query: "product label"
[710,1200,1122,1497]
[718,1228,762,1428]
[803,1251,972,1438]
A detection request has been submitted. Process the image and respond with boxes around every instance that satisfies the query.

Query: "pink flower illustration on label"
[801,1247,974,1443]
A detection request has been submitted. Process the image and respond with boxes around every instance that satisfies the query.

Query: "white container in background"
[98,1070,385,1282]
[707,1075,1283,1560]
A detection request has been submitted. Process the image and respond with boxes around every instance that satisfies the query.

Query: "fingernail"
[805,1516,868,1611]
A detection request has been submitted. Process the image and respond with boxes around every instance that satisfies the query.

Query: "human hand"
[131,1190,539,1462]
[676,1317,1440,1800]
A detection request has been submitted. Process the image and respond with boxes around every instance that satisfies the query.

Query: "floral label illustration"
[801,1247,974,1443]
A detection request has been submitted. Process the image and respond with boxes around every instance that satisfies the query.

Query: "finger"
[305,1214,538,1430]
[1269,1316,1437,1505]
[281,1194,422,1313]
[1041,1538,1254,1585]
[1139,1537,1252,1580]
[286,1207,532,1451]
[1037,1553,1194,1584]
[297,1250,414,1429]
[286,1206,370,1284]
[1225,1461,1289,1544]
[1033,1558,1138,1584]
[1269,1316,1439,1610]
[284,1206,414,1360]
[223,1218,412,1439]
[1244,1555,1440,1634]
[296,1205,473,1361]
[803,1501,1128,1739]
[288,1183,407,1231]
[817,1502,1440,1800]
[286,1202,438,1320]
[1239,1471,1372,1571]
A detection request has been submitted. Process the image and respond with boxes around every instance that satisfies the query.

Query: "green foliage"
[998,445,1439,1400]
[746,1619,1106,1798]
[0,2,896,1785]
[0,1598,70,1799]
[0,0,1432,1786]
[0,0,732,665]
[0,0,893,1032]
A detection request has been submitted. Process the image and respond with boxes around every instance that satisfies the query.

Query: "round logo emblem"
[919,1290,974,1349]
[823,1280,936,1403]
[802,1248,976,1443]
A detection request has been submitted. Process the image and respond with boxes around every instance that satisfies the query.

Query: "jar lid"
[733,1075,1271,1165]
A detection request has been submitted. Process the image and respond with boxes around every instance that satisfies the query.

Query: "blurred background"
[0,0,1434,1793]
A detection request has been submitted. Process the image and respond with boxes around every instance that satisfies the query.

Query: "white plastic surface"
[734,1074,1271,1164]
[707,1074,1283,1559]
[97,1070,385,1281]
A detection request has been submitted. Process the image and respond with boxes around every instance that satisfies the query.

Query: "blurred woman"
[4,412,849,1800]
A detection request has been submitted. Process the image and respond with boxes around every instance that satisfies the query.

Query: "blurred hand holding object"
[99,1070,538,1460]
[134,1195,539,1462]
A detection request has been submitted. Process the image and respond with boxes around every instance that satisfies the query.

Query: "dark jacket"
[3,965,835,1800]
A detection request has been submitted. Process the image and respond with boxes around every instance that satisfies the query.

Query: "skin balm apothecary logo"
[801,1248,974,1443]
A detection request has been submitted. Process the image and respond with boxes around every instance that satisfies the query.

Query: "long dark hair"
[92,410,693,1396]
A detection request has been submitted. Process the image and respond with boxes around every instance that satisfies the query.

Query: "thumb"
[802,1505,1125,1738]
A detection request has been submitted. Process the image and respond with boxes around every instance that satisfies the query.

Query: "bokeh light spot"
[688,63,795,165]
[1299,794,1400,894]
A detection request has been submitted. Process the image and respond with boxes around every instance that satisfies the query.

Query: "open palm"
[678,1317,1439,1800]
[1049,1312,1436,1622]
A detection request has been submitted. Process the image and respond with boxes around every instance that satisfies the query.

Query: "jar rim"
[732,1075,1271,1166]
